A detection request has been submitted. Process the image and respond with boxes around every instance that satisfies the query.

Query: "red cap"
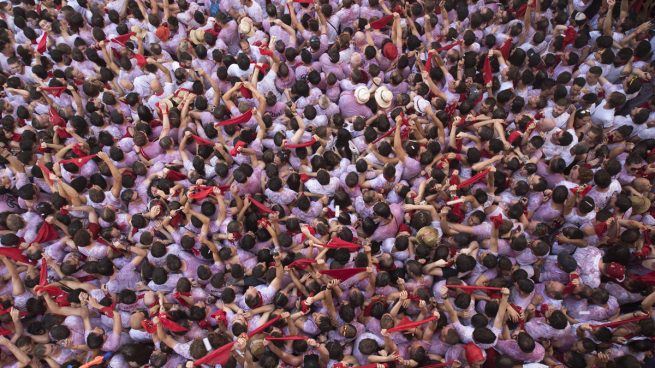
[606,262,625,282]
[464,342,485,364]
[383,42,398,60]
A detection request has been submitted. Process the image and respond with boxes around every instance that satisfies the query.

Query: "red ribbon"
[159,313,188,332]
[39,258,47,287]
[194,341,235,366]
[319,238,361,251]
[215,110,253,127]
[590,315,649,329]
[483,55,493,85]
[37,32,48,54]
[265,335,308,341]
[287,259,316,270]
[248,315,282,337]
[188,185,216,200]
[110,32,135,46]
[562,26,577,47]
[173,291,191,307]
[284,137,317,148]
[165,170,187,181]
[436,40,462,52]
[456,169,490,189]
[191,134,213,145]
[370,15,394,29]
[229,141,247,156]
[319,267,367,282]
[570,185,592,197]
[247,195,276,214]
[59,155,96,168]
[499,37,513,60]
[387,315,437,333]
[0,247,35,265]
[134,53,147,67]
[33,222,59,244]
[141,320,157,333]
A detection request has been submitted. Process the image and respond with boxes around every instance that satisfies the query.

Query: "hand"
[501,288,510,296]
[9,307,19,320]
[607,0,615,7]
[439,286,448,298]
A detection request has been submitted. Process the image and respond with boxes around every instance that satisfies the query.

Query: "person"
[0,0,653,367]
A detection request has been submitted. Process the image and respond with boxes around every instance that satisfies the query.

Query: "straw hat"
[239,17,255,37]
[631,195,651,215]
[354,86,370,104]
[416,226,440,248]
[374,86,393,109]
[189,29,205,45]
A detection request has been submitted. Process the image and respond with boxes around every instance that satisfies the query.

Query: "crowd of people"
[0,0,654,366]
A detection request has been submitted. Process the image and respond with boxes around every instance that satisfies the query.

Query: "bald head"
[539,118,556,132]
[351,52,362,67]
[633,177,651,192]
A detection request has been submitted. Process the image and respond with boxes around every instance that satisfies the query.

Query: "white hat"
[374,86,393,109]
[354,86,370,104]
[413,95,430,114]
[574,12,587,22]
[239,17,255,36]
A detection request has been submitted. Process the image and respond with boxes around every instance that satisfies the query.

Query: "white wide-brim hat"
[354,86,370,104]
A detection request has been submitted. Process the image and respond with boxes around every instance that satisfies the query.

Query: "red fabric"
[41,86,66,97]
[319,267,367,281]
[514,3,528,17]
[159,313,188,332]
[37,161,53,187]
[594,222,608,236]
[631,271,655,285]
[0,328,12,336]
[457,169,490,189]
[424,50,434,72]
[265,335,308,341]
[0,248,34,265]
[99,303,116,318]
[591,315,649,329]
[284,137,317,148]
[229,141,248,156]
[188,185,216,200]
[134,53,147,67]
[570,185,593,197]
[194,341,235,366]
[465,342,485,364]
[211,309,228,327]
[173,291,191,307]
[259,47,274,57]
[288,259,316,270]
[490,214,504,229]
[370,15,394,29]
[165,170,187,181]
[247,195,276,214]
[141,320,157,333]
[499,37,513,60]
[248,315,282,337]
[110,32,135,46]
[33,222,59,243]
[507,131,522,144]
[436,40,462,52]
[320,238,361,251]
[562,26,577,47]
[39,258,47,286]
[59,155,96,168]
[240,85,253,98]
[387,315,437,333]
[49,107,70,139]
[215,110,253,127]
[37,32,48,54]
[71,143,86,157]
[483,55,493,85]
[191,134,212,145]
